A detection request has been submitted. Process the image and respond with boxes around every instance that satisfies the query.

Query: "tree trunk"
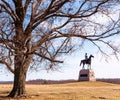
[8,53,32,97]
[9,67,26,97]
[8,55,27,97]
[8,67,26,97]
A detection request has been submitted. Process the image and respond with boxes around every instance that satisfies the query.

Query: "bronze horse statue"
[80,54,94,69]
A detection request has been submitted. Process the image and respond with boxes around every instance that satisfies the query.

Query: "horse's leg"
[87,64,89,69]
[80,60,84,69]
[83,63,84,69]
[90,64,91,69]
[80,60,82,66]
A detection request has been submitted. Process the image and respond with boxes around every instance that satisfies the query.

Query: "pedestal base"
[78,69,96,81]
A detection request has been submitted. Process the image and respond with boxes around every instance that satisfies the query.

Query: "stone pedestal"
[78,69,96,81]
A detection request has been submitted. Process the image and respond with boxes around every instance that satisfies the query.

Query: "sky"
[0,1,120,82]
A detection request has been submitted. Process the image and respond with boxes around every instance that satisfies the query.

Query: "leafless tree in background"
[0,0,120,97]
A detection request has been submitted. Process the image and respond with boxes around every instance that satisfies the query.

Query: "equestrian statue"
[80,53,94,69]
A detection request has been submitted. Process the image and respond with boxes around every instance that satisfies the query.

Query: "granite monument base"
[78,69,96,81]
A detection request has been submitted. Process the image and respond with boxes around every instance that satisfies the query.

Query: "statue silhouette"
[80,54,94,69]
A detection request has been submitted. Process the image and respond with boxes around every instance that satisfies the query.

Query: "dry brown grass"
[0,81,120,100]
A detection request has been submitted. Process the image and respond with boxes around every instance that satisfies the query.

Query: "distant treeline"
[97,78,120,84]
[27,78,120,84]
[1,78,120,84]
[27,79,77,84]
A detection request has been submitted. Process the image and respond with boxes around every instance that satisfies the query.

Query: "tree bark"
[8,53,32,97]
[8,67,26,97]
[8,55,28,97]
[8,56,26,97]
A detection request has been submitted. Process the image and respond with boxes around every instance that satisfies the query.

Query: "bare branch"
[34,52,63,63]
[0,60,14,73]
[1,0,19,21]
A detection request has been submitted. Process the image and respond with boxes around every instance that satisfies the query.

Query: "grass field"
[0,81,120,100]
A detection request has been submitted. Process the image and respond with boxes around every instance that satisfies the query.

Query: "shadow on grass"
[0,95,30,100]
[0,96,12,100]
[0,91,15,100]
[0,91,39,100]
[0,94,37,100]
[0,91,10,100]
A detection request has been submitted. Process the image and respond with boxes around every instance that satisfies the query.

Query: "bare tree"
[0,0,120,98]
